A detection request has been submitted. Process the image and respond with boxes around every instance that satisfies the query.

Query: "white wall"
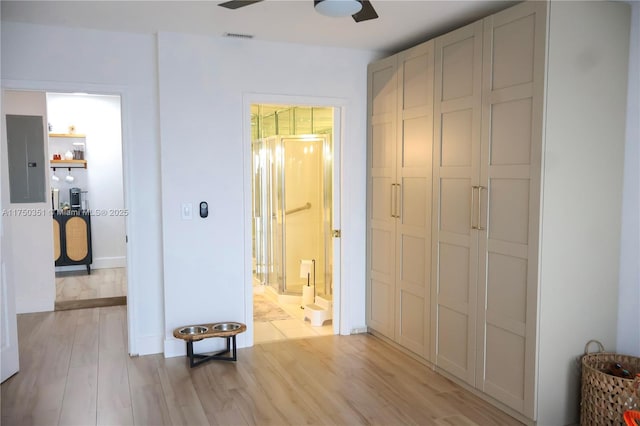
[46,93,126,270]
[537,2,632,423]
[157,32,377,355]
[1,22,163,355]
[617,1,640,357]
[2,90,56,313]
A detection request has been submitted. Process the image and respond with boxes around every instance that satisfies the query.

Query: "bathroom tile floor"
[253,291,334,344]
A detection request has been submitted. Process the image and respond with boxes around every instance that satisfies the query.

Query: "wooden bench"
[173,322,247,367]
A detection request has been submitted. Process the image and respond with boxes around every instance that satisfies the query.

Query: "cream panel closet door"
[367,56,398,338]
[476,2,545,417]
[395,41,434,358]
[432,21,483,384]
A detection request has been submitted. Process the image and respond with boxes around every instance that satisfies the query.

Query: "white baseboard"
[55,265,88,273]
[92,256,126,269]
[134,335,164,356]
[54,256,126,273]
[164,338,185,358]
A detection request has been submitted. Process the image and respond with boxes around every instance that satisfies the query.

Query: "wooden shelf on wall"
[49,133,86,138]
[50,159,87,169]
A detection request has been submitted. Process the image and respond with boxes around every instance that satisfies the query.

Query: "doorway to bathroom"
[250,103,338,343]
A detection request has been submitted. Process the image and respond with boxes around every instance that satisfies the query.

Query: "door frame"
[1,79,138,354]
[242,93,345,346]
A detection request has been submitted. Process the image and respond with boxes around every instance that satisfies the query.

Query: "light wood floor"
[55,267,127,302]
[1,306,523,426]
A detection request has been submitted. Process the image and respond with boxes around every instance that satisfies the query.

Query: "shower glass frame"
[252,133,332,296]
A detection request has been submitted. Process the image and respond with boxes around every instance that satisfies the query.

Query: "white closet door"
[367,56,398,338]
[432,21,483,384]
[395,41,434,359]
[476,2,546,418]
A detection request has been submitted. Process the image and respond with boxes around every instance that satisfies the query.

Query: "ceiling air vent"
[224,32,254,39]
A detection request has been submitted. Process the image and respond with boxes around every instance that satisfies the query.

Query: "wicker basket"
[581,340,640,425]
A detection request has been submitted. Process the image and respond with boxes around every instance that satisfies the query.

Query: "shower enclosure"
[252,133,333,297]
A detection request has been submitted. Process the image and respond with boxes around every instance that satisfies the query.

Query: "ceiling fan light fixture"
[314,0,362,18]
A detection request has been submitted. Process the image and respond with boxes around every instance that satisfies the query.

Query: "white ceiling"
[1,0,518,53]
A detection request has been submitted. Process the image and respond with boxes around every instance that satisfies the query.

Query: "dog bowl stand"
[173,322,247,368]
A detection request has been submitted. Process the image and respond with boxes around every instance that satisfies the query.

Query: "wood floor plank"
[126,353,164,388]
[96,305,134,425]
[22,377,67,426]
[255,339,372,425]
[157,358,210,426]
[99,306,127,353]
[58,365,98,426]
[69,308,100,368]
[4,310,87,425]
[97,350,134,426]
[190,368,248,426]
[130,383,172,426]
[228,387,290,426]
[127,354,173,425]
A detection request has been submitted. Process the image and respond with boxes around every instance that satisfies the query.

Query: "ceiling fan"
[218,0,379,23]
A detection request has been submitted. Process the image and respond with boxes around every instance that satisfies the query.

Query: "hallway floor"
[55,267,127,302]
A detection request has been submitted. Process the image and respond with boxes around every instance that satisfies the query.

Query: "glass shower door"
[253,134,333,297]
[281,135,330,295]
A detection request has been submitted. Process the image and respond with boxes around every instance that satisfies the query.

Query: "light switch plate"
[181,203,192,220]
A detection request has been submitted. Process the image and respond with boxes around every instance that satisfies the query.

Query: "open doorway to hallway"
[250,103,337,344]
[46,93,128,311]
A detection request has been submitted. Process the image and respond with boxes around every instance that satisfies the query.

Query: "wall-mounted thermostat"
[200,201,208,218]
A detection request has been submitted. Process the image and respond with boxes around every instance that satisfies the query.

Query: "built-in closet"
[366,1,630,424]
[366,40,434,360]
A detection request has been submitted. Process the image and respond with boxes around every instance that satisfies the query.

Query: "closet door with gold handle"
[431,19,483,384]
[393,39,434,360]
[366,55,398,339]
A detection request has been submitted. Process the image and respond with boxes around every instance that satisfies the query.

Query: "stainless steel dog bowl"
[178,326,208,335]
[213,322,241,332]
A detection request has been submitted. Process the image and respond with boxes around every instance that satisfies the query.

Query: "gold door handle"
[391,183,396,218]
[471,186,479,230]
[477,186,486,231]
[395,183,401,219]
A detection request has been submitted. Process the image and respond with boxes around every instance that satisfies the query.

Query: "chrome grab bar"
[285,202,311,216]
